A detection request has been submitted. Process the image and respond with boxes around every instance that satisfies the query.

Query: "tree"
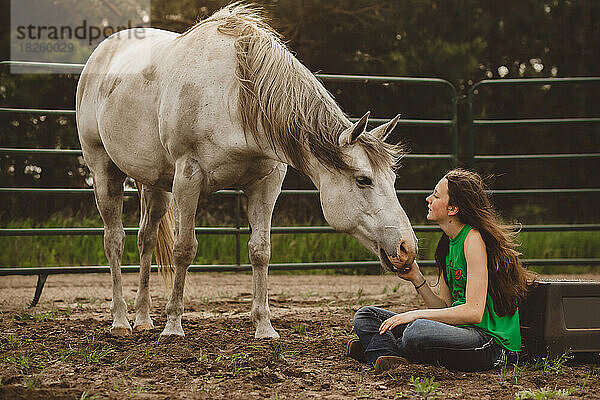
[1,0,598,223]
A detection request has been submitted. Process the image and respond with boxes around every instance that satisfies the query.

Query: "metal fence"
[462,76,600,274]
[1,61,599,306]
[465,78,600,236]
[463,76,600,269]
[467,77,600,168]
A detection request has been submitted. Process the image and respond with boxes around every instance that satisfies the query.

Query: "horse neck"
[290,149,327,190]
[244,71,351,188]
[253,136,324,189]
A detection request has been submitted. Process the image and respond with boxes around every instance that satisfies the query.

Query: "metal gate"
[1,61,598,306]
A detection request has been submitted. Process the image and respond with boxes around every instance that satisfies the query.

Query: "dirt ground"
[1,272,599,400]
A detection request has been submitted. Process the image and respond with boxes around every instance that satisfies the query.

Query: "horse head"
[316,112,418,272]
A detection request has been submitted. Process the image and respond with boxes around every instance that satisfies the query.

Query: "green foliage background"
[0,0,598,269]
[1,214,598,275]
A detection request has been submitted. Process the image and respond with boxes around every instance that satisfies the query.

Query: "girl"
[348,169,536,372]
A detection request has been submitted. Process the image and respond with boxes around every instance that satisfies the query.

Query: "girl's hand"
[393,260,422,284]
[379,311,419,334]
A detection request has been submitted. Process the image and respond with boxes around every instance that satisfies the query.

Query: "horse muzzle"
[379,239,416,272]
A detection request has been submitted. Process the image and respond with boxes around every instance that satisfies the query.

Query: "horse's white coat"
[76,6,417,338]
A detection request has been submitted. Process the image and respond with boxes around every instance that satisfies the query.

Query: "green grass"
[416,231,600,273]
[1,334,25,350]
[408,376,441,399]
[78,335,114,364]
[514,387,573,399]
[23,376,41,390]
[80,391,99,400]
[1,215,598,274]
[292,324,307,336]
[527,352,573,375]
[14,310,58,322]
[5,354,32,371]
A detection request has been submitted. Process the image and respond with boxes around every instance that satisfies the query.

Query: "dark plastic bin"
[519,279,600,358]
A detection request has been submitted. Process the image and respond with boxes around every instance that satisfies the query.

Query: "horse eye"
[356,176,373,187]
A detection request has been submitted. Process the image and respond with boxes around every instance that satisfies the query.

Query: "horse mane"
[182,3,403,174]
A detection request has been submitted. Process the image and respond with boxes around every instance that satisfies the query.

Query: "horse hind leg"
[134,183,173,331]
[244,163,287,339]
[161,157,203,336]
[89,155,130,336]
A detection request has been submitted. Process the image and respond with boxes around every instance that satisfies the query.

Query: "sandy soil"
[1,272,599,399]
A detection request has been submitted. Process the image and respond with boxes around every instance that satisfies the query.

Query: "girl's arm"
[381,230,488,332]
[397,262,452,308]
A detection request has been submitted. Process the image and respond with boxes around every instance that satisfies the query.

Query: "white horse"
[76,4,418,338]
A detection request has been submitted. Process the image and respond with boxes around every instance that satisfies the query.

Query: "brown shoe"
[346,339,367,363]
[374,355,408,373]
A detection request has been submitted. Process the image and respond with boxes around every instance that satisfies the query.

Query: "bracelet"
[414,279,427,290]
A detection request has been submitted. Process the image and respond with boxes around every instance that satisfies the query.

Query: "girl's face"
[426,178,452,222]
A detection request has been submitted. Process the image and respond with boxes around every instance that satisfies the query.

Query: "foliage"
[527,352,573,375]
[23,375,41,390]
[14,310,58,322]
[514,387,574,400]
[0,214,598,271]
[0,1,598,228]
[292,324,307,336]
[80,392,99,400]
[5,354,31,371]
[500,355,510,384]
[78,335,114,364]
[408,376,441,400]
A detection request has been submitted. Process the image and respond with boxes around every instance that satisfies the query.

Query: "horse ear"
[370,114,401,142]
[338,111,370,146]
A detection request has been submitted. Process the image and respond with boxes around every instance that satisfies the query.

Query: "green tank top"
[446,224,521,352]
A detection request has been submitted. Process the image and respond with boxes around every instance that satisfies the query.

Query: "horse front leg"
[244,163,287,339]
[161,159,203,337]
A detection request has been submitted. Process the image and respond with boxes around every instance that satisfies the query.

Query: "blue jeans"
[353,306,506,371]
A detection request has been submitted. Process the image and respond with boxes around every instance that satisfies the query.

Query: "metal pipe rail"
[0,262,402,308]
[3,224,600,237]
[467,77,600,166]
[0,148,452,160]
[0,107,76,115]
[1,61,461,305]
[2,258,598,308]
[3,187,599,196]
[0,108,454,128]
[5,259,595,277]
[2,61,598,305]
[0,109,455,127]
[1,60,459,162]
[474,153,600,160]
[472,118,600,126]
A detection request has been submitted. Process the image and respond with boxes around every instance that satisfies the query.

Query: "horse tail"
[135,180,175,293]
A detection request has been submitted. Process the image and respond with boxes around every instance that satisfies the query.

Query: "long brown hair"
[434,169,536,316]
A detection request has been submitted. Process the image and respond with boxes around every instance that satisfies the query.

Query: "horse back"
[77,23,264,192]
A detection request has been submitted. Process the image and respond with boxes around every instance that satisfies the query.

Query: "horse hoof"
[110,326,132,336]
[255,328,280,340]
[133,324,154,332]
[160,329,185,337]
[160,319,184,337]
